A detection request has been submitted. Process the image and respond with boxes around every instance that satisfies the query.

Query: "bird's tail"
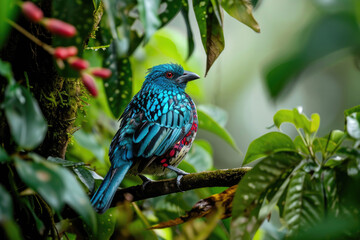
[91,161,132,213]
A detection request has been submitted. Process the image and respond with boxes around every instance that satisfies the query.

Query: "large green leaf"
[273,108,320,135]
[103,45,133,118]
[346,112,360,139]
[57,164,97,230]
[283,170,324,236]
[265,14,360,99]
[3,84,47,150]
[193,0,225,75]
[243,132,296,165]
[14,157,66,211]
[221,0,260,32]
[15,157,96,229]
[198,108,240,152]
[137,0,161,43]
[231,152,302,240]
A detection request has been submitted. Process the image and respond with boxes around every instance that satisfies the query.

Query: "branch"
[111,167,251,206]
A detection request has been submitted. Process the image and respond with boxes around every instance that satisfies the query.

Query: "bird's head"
[144,63,200,90]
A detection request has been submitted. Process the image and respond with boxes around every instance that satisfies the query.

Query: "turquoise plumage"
[91,63,200,213]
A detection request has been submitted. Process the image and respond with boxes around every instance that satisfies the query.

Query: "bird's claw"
[139,174,153,191]
[166,165,189,192]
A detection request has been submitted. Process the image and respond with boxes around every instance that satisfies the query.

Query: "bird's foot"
[166,165,189,192]
[139,174,153,191]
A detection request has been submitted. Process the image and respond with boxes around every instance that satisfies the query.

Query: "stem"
[6,19,54,54]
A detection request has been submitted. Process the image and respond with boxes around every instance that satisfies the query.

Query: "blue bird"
[91,63,200,213]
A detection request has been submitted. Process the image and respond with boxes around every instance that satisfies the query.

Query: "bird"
[91,63,200,213]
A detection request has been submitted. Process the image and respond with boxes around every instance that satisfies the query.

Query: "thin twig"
[6,18,54,54]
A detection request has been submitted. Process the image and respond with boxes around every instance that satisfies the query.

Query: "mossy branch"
[110,167,251,206]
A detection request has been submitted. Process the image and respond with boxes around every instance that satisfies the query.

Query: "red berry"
[69,58,89,70]
[91,68,112,79]
[54,47,68,59]
[81,73,98,97]
[43,18,76,38]
[22,2,44,22]
[53,46,78,60]
[66,46,78,57]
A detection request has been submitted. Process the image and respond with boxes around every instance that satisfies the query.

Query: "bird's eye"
[165,72,174,79]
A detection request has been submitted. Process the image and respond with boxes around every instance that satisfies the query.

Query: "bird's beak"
[177,71,200,84]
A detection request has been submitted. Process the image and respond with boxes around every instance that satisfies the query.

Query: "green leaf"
[330,130,345,144]
[15,157,96,229]
[346,112,360,139]
[73,166,95,192]
[3,84,47,149]
[185,140,213,172]
[57,165,96,230]
[198,108,240,152]
[0,185,13,222]
[243,132,296,165]
[0,0,17,48]
[0,147,10,163]
[138,0,161,43]
[2,221,22,240]
[198,104,228,127]
[294,135,309,154]
[322,169,340,214]
[74,129,105,161]
[273,108,320,135]
[231,152,302,240]
[0,59,15,84]
[181,2,195,59]
[221,0,260,33]
[86,208,117,239]
[14,157,66,211]
[312,137,337,154]
[265,14,360,99]
[344,105,360,117]
[160,0,182,27]
[193,0,225,75]
[178,160,197,174]
[47,156,84,167]
[52,0,94,77]
[283,170,324,236]
[103,44,133,118]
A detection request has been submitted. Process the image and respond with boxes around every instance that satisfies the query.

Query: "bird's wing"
[133,106,193,157]
[131,94,194,171]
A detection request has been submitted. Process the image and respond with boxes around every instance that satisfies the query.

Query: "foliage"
[231,107,360,239]
[1,0,360,239]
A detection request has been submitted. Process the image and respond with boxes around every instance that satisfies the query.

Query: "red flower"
[81,73,98,97]
[42,18,76,38]
[54,46,78,60]
[22,2,44,22]
[91,68,112,79]
[69,57,89,70]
